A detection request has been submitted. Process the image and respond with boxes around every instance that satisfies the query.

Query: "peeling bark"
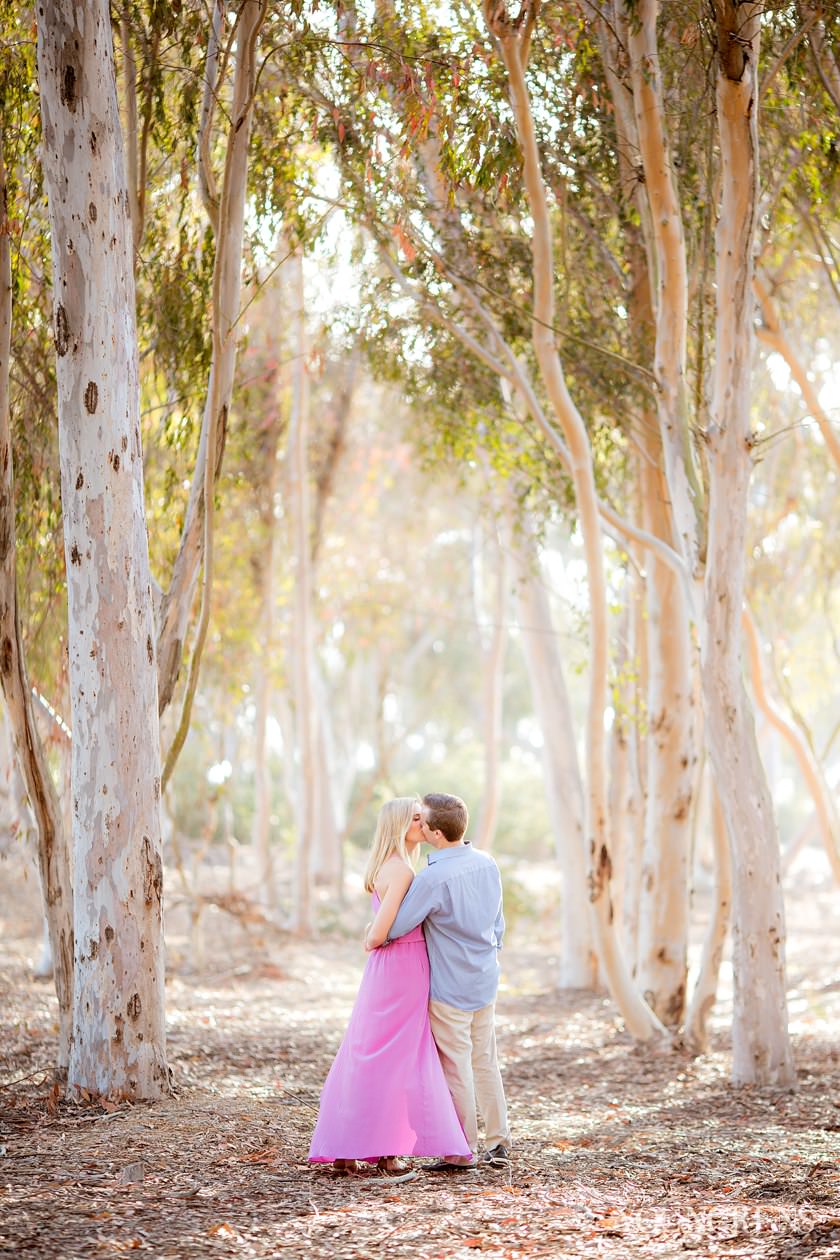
[703,3,794,1086]
[636,417,695,1027]
[37,0,169,1099]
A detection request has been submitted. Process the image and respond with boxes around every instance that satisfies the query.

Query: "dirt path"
[2,857,839,1259]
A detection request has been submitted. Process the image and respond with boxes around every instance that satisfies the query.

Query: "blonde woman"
[308,798,470,1173]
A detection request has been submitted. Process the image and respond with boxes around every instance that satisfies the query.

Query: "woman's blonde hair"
[363,797,419,893]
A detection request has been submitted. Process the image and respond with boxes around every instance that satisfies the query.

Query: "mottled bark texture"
[703,2,794,1086]
[37,0,169,1098]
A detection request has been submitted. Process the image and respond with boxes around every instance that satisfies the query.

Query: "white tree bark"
[510,520,597,987]
[252,408,283,912]
[37,0,169,1099]
[287,250,316,935]
[307,355,357,894]
[636,437,695,1027]
[624,0,705,574]
[609,564,644,974]
[703,1,794,1086]
[684,780,731,1053]
[485,2,664,1039]
[474,522,508,852]
[309,665,343,891]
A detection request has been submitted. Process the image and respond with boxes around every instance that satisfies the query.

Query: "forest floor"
[1,851,840,1260]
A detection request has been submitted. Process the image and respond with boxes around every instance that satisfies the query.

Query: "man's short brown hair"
[423,793,469,844]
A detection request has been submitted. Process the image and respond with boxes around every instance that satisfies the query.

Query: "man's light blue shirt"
[386,842,504,1011]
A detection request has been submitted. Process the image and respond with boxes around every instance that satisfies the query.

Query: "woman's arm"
[365,864,414,950]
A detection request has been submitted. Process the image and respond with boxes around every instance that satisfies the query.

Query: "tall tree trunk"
[609,563,644,974]
[684,780,731,1053]
[485,4,663,1038]
[0,141,75,1067]
[636,421,695,1027]
[510,515,597,988]
[703,2,794,1086]
[156,0,266,715]
[624,0,705,573]
[252,648,277,907]
[37,0,169,1099]
[309,665,343,892]
[287,250,316,935]
[474,522,508,852]
[307,353,356,896]
[252,404,284,913]
[590,0,700,1025]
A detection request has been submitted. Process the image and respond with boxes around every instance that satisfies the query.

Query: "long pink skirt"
[308,923,470,1163]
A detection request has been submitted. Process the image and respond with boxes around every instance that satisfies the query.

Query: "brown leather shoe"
[480,1144,511,1167]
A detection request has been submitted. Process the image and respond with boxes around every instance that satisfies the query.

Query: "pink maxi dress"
[308,895,471,1163]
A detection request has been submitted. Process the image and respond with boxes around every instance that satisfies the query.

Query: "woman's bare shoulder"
[375,856,414,896]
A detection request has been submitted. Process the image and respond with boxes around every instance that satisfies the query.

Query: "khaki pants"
[429,999,510,1158]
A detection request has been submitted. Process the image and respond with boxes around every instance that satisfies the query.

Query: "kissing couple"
[308,793,511,1174]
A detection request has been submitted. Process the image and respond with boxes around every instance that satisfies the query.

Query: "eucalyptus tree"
[36,0,169,1097]
[280,0,837,1076]
[575,1,802,1079]
[267,0,675,1000]
[700,0,795,1086]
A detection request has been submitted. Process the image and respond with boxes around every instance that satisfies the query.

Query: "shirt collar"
[427,841,471,865]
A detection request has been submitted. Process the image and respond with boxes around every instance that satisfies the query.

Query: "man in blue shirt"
[382,793,511,1171]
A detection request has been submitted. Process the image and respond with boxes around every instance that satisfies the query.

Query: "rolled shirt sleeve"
[494,898,505,951]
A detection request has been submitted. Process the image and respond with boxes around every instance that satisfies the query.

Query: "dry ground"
[1,852,839,1260]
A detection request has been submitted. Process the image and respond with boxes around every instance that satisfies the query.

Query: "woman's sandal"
[333,1159,363,1173]
[376,1156,410,1174]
